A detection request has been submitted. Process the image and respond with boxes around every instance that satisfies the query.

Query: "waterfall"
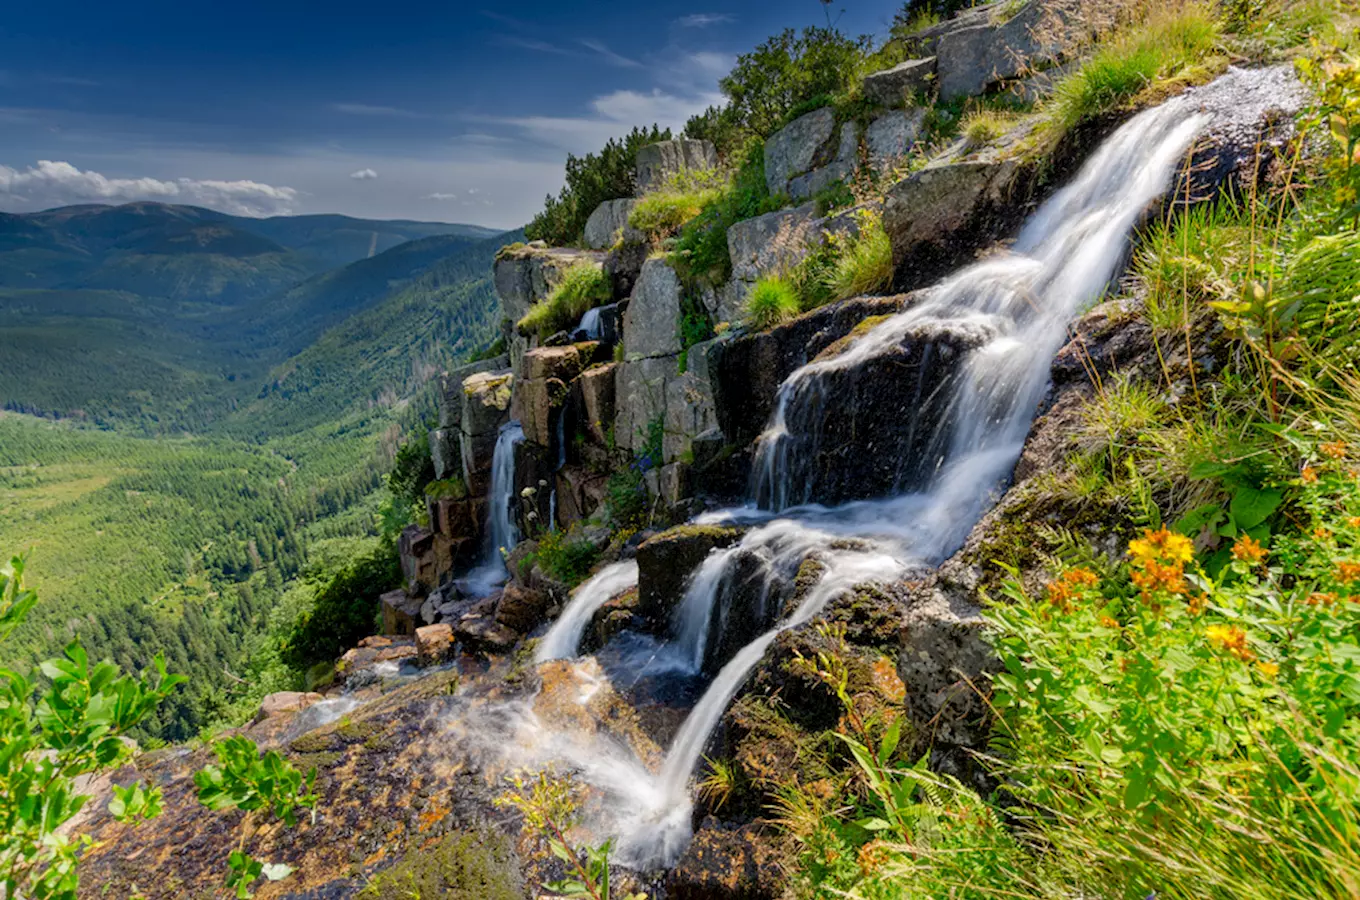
[535,561,640,662]
[610,98,1210,868]
[461,420,524,597]
[579,306,604,340]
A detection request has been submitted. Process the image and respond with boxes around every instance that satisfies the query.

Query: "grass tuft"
[516,263,611,341]
[744,276,801,330]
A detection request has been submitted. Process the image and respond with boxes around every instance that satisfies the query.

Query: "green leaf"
[1230,487,1283,530]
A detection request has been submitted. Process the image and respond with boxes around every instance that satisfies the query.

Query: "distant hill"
[0,202,511,432]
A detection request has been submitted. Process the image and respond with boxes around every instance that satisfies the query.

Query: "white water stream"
[461,420,525,597]
[479,90,1211,868]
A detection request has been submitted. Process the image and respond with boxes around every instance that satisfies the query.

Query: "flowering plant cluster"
[988,442,1360,896]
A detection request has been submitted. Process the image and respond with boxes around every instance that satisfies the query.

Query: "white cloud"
[349,168,379,180]
[425,192,460,200]
[0,159,298,216]
[675,13,735,28]
[493,85,724,156]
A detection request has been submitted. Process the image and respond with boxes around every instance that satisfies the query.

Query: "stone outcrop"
[663,337,723,465]
[583,198,640,250]
[511,342,599,446]
[613,354,676,456]
[862,57,937,107]
[414,623,454,665]
[493,243,605,323]
[866,108,927,166]
[763,108,865,200]
[727,204,820,285]
[935,1,1064,102]
[253,691,323,723]
[380,586,424,635]
[635,139,719,193]
[636,524,745,631]
[622,258,683,360]
[459,369,513,495]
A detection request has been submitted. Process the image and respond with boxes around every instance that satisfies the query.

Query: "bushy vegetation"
[628,169,727,241]
[744,276,802,330]
[522,530,601,589]
[1045,2,1222,136]
[671,142,787,283]
[517,263,612,341]
[683,27,873,155]
[823,210,895,302]
[285,543,401,668]
[525,126,671,247]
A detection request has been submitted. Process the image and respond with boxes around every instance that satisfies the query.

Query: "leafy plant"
[518,264,612,342]
[744,276,801,330]
[0,554,184,900]
[194,734,318,898]
[523,531,600,588]
[1298,52,1360,228]
[496,771,646,900]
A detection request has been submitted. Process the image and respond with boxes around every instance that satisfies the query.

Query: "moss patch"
[357,828,525,900]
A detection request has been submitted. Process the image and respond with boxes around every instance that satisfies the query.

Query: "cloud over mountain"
[0,160,299,216]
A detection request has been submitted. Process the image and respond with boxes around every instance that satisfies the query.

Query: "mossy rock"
[291,750,343,770]
[357,828,525,900]
[288,731,339,754]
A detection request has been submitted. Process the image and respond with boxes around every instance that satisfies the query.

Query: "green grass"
[960,108,1024,147]
[1045,3,1222,135]
[744,276,802,330]
[629,168,727,240]
[516,262,611,341]
[824,211,894,302]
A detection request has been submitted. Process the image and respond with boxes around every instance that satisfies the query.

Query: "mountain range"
[0,202,511,432]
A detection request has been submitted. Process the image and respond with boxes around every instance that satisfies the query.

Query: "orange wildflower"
[1232,535,1268,565]
[1131,558,1189,599]
[1205,624,1254,662]
[1336,562,1360,584]
[1302,466,1319,484]
[1099,616,1120,628]
[1307,592,1337,606]
[857,841,891,876]
[1348,517,1360,529]
[1321,441,1348,460]
[1315,527,1334,541]
[1047,567,1100,613]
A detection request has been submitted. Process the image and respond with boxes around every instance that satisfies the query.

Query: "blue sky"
[0,1,899,228]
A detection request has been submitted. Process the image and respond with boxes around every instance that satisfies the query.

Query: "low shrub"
[823,209,894,302]
[516,263,611,341]
[745,276,801,330]
[672,141,786,283]
[629,169,727,240]
[524,530,600,588]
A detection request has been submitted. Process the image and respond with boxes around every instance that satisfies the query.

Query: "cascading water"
[535,560,640,662]
[461,420,524,597]
[609,96,1211,867]
[579,306,604,340]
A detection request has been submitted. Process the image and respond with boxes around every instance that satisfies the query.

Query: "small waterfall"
[461,421,524,597]
[535,561,640,662]
[614,97,1210,868]
[579,307,604,340]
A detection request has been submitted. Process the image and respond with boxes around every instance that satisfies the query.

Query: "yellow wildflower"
[1128,528,1194,565]
[1205,624,1254,662]
[1256,660,1280,678]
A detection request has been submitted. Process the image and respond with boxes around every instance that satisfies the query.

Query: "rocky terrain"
[71,2,1315,897]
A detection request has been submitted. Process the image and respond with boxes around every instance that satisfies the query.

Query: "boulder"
[380,588,424,636]
[576,363,618,446]
[253,691,323,724]
[883,159,1023,287]
[459,370,514,494]
[936,1,1064,102]
[554,465,610,528]
[714,295,909,446]
[398,526,438,596]
[495,581,554,633]
[583,199,640,250]
[414,623,455,665]
[663,367,718,465]
[698,279,746,327]
[635,139,719,193]
[614,355,678,455]
[897,584,999,751]
[605,238,650,300]
[866,108,927,167]
[513,344,598,447]
[636,524,744,631]
[862,57,938,107]
[764,107,836,196]
[788,121,860,201]
[494,243,605,323]
[726,204,820,285]
[623,258,683,360]
[437,356,509,430]
[667,819,784,900]
[428,427,458,480]
[455,612,519,654]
